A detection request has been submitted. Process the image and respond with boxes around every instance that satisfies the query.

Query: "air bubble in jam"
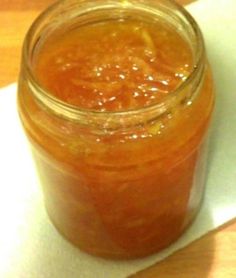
[34,20,193,111]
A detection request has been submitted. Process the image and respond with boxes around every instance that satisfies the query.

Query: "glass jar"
[18,0,214,259]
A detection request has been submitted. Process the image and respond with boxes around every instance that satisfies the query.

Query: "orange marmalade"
[34,20,192,111]
[18,0,214,259]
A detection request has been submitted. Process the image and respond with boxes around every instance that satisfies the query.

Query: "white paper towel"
[0,0,236,277]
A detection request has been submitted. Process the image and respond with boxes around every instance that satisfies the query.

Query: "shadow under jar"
[18,0,215,259]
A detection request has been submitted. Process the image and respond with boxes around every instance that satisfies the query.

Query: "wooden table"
[1,1,236,277]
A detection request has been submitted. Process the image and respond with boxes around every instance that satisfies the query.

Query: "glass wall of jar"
[18,0,214,259]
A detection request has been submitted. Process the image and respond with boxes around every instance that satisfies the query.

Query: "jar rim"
[22,0,205,122]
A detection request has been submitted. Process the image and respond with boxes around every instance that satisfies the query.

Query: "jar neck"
[22,0,206,130]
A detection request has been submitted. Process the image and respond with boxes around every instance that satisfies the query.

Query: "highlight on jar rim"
[18,0,214,259]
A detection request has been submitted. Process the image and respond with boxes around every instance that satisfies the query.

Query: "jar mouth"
[22,0,205,122]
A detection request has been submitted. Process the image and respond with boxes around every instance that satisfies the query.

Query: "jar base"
[46,204,202,260]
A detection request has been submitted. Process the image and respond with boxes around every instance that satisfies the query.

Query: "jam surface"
[34,19,193,111]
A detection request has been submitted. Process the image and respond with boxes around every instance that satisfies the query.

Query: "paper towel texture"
[0,0,236,277]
